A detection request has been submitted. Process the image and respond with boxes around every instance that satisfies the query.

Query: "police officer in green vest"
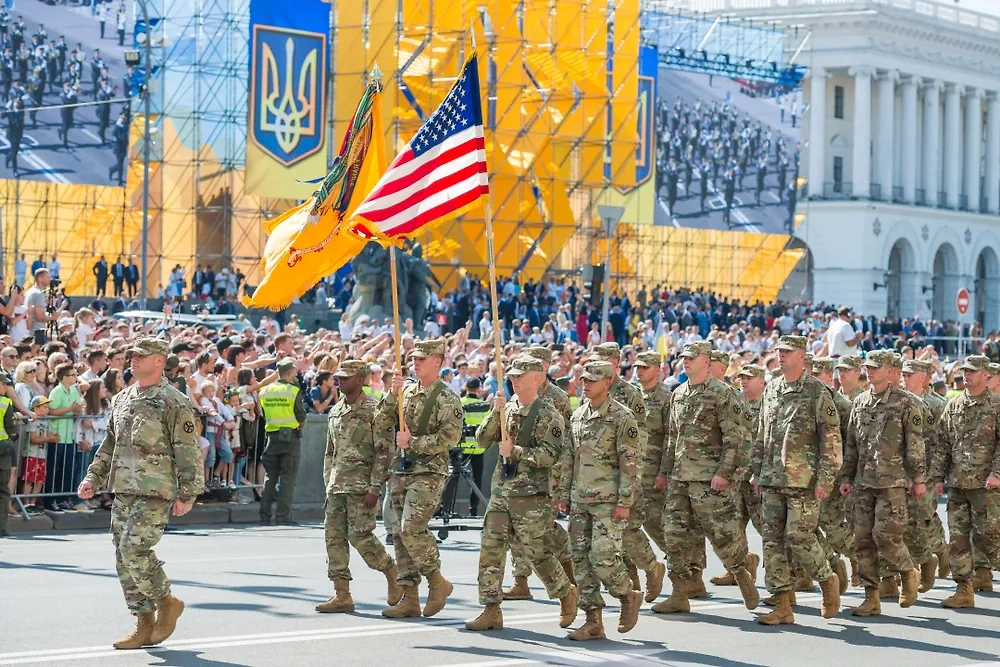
[259,359,307,525]
[462,378,490,516]
[0,372,18,538]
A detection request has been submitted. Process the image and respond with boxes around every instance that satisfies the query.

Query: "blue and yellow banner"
[246,0,330,198]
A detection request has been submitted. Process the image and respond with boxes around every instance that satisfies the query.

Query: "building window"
[834,85,845,119]
[833,156,844,192]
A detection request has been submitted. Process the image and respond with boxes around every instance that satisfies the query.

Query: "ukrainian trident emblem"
[250,25,326,166]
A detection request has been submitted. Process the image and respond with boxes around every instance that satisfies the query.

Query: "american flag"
[350,55,489,240]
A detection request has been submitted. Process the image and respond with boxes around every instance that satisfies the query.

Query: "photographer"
[23,268,53,346]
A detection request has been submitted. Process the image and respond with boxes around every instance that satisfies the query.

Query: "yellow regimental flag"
[244,80,386,311]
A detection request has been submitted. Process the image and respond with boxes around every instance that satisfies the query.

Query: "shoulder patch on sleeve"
[627,426,638,438]
[827,406,836,417]
[734,404,741,415]
[912,414,921,426]
[552,425,563,438]
[183,420,195,434]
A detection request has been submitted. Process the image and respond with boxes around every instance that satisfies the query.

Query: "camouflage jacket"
[324,393,393,495]
[841,386,926,489]
[831,389,852,438]
[476,395,566,497]
[740,396,762,481]
[931,389,1000,489]
[661,377,749,483]
[611,376,647,432]
[641,383,672,490]
[921,390,946,471]
[376,379,463,477]
[85,378,203,502]
[559,397,639,508]
[540,380,573,425]
[753,373,842,492]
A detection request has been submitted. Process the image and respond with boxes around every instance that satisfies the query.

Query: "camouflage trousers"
[663,481,748,577]
[854,487,914,589]
[510,499,571,579]
[389,473,447,588]
[642,486,668,554]
[818,493,855,562]
[946,487,1000,583]
[737,481,763,552]
[324,492,393,582]
[622,494,657,572]
[111,494,171,615]
[480,494,571,605]
[569,502,632,610]
[760,487,833,593]
[904,488,946,567]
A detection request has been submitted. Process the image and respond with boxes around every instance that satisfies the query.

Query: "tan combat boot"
[852,587,881,617]
[850,556,861,587]
[423,570,454,617]
[793,569,815,592]
[113,612,155,650]
[559,585,579,628]
[465,603,503,631]
[315,579,355,613]
[942,580,975,609]
[819,574,840,618]
[763,589,796,607]
[879,575,900,599]
[561,559,576,586]
[919,555,938,594]
[382,585,421,618]
[973,567,994,593]
[651,574,690,613]
[832,558,849,595]
[936,545,950,578]
[709,570,737,586]
[687,569,708,599]
[645,562,666,603]
[567,608,605,641]
[617,590,642,633]
[746,552,760,583]
[502,575,534,601]
[899,568,919,608]
[384,563,403,606]
[756,591,794,625]
[149,594,185,645]
[734,568,760,610]
[626,560,640,591]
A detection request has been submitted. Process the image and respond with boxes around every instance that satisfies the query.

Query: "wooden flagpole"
[389,244,405,425]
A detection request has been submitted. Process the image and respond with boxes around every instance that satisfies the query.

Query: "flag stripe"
[361,135,486,202]
[375,185,489,238]
[353,174,489,239]
[365,125,482,189]
[355,161,488,223]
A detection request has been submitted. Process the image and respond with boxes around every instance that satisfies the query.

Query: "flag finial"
[370,64,383,91]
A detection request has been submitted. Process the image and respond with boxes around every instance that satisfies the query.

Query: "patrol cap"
[958,354,990,372]
[862,349,895,369]
[836,356,862,371]
[276,358,297,374]
[902,359,932,375]
[591,342,621,360]
[580,360,614,381]
[334,359,369,378]
[775,335,807,351]
[804,352,814,366]
[737,364,765,379]
[129,337,169,357]
[709,350,729,364]
[989,363,1000,377]
[507,356,545,377]
[811,357,835,374]
[679,341,712,358]
[164,354,180,372]
[412,338,445,358]
[891,352,903,369]
[634,351,662,367]
[523,345,553,364]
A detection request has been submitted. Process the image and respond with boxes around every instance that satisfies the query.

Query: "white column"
[945,83,964,209]
[922,79,942,206]
[877,69,898,201]
[901,76,918,203]
[964,87,983,212]
[850,66,874,198]
[807,67,827,197]
[986,92,1000,214]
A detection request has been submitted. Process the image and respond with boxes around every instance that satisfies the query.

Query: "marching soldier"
[634,352,671,560]
[78,338,202,649]
[840,350,926,617]
[376,339,463,618]
[258,359,307,525]
[4,96,23,176]
[26,67,40,127]
[97,81,113,144]
[653,341,758,615]
[837,356,865,400]
[316,360,401,614]
[110,114,129,186]
[504,345,574,601]
[58,81,76,148]
[465,356,578,632]
[557,360,642,641]
[931,354,1000,609]
[752,335,842,625]
[90,48,104,99]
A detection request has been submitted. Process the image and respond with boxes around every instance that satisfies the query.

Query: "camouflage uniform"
[931,355,1000,583]
[753,337,841,595]
[735,365,765,543]
[637,352,672,554]
[558,361,640,611]
[476,357,571,605]
[661,342,752,581]
[840,350,926,589]
[375,341,464,590]
[84,339,203,616]
[323,361,395,583]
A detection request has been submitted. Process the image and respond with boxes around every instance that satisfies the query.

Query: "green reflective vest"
[260,382,300,432]
[569,395,581,411]
[461,396,490,454]
[0,396,10,441]
[362,386,384,400]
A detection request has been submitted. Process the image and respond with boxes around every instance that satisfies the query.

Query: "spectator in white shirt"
[826,306,863,357]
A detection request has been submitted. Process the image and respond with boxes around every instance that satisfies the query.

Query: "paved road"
[654,69,802,236]
[0,2,132,185]
[2,511,1000,667]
